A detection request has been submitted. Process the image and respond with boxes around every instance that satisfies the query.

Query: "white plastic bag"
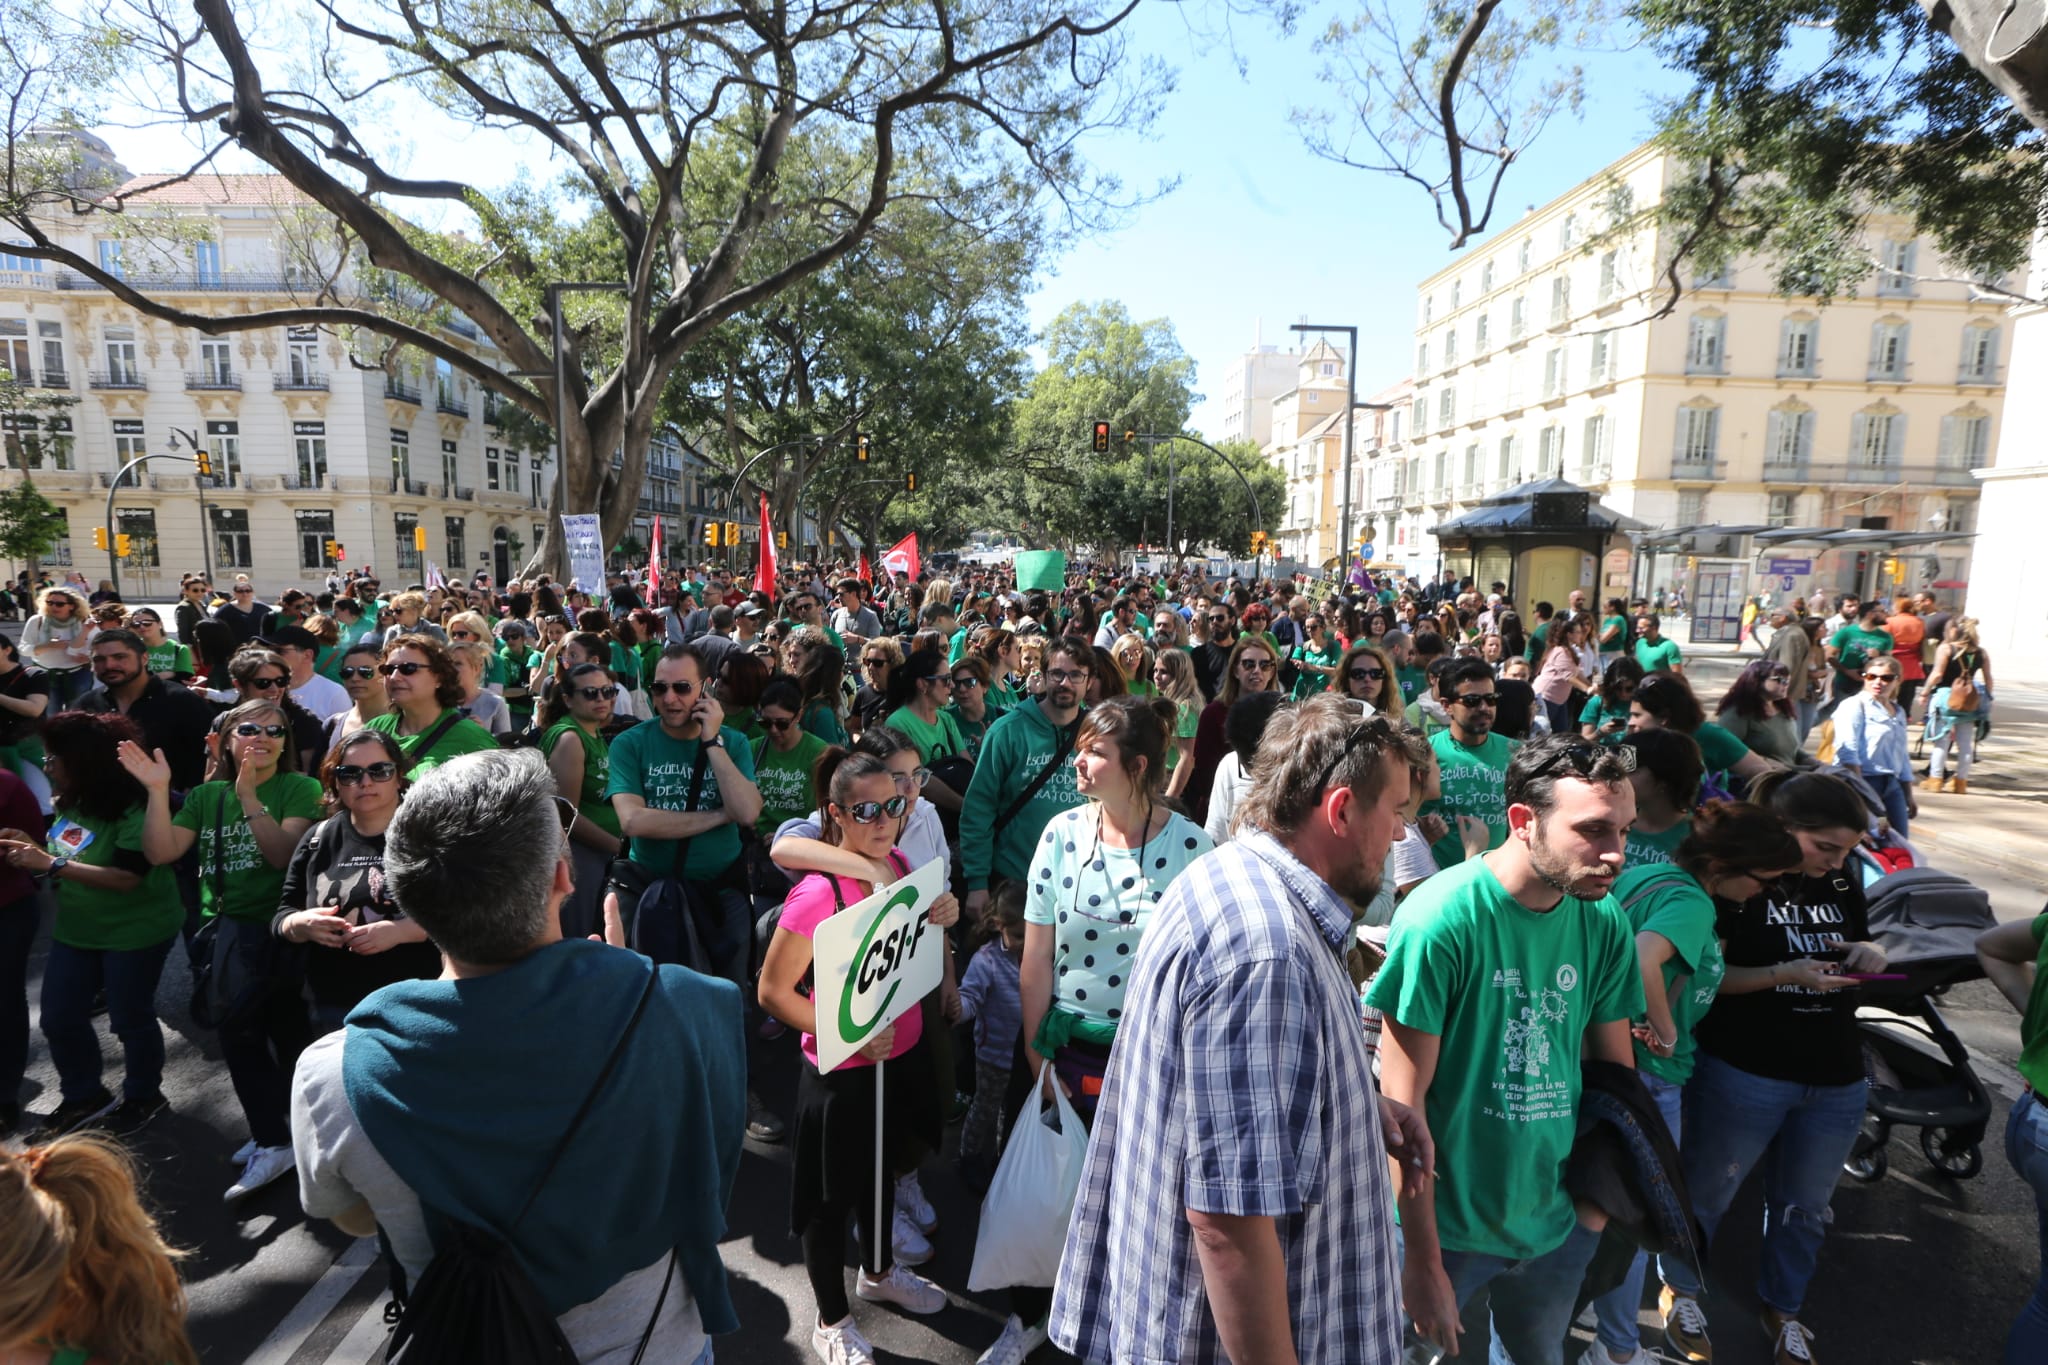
[967,1063,1090,1290]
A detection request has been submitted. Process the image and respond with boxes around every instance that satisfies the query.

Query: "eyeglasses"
[951,676,982,689]
[246,675,289,690]
[553,794,578,839]
[841,794,909,824]
[333,760,399,787]
[1527,741,1639,781]
[1045,667,1091,684]
[646,679,695,697]
[1348,666,1386,682]
[1238,658,1276,672]
[891,767,932,791]
[575,684,621,701]
[762,715,796,732]
[1449,692,1499,708]
[380,662,427,677]
[920,674,954,689]
[339,665,378,680]
[232,722,289,739]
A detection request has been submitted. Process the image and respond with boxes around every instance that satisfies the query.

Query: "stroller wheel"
[1920,1127,1983,1179]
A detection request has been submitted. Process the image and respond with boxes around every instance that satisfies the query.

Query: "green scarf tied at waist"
[1034,1004,1117,1059]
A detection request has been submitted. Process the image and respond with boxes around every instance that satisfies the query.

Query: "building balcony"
[1671,457,1725,481]
[384,378,423,404]
[272,372,329,392]
[283,473,333,491]
[38,369,68,389]
[1762,459,1810,483]
[436,391,470,417]
[453,485,475,501]
[88,369,145,390]
[1958,366,2002,386]
[1573,462,1612,484]
[0,467,90,491]
[185,370,240,391]
[56,271,303,293]
[392,476,428,496]
[1776,365,1819,381]
[1780,460,1984,487]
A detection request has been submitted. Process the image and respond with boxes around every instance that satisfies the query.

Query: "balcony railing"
[1762,459,1811,483]
[185,370,240,391]
[436,391,470,417]
[38,369,68,389]
[453,485,475,501]
[384,378,423,404]
[1772,460,1985,487]
[88,369,145,390]
[1671,457,1725,481]
[1958,366,2002,386]
[272,372,329,392]
[284,473,330,490]
[392,476,428,496]
[56,271,303,293]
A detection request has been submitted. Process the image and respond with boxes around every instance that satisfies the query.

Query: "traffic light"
[1250,531,1268,556]
[324,538,339,560]
[723,521,739,546]
[1091,421,1110,453]
[704,523,720,547]
[91,527,108,550]
[114,533,132,558]
[856,434,871,463]
[1882,556,1903,581]
[1123,428,1136,449]
[777,531,788,548]
[412,525,427,553]
[193,447,213,478]
[905,472,919,493]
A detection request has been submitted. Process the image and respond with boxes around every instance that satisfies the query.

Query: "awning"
[1637,524,1775,552]
[1753,527,1977,553]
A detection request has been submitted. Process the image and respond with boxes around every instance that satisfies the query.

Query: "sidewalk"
[1911,788,2048,899]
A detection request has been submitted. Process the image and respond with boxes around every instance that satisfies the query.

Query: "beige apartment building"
[0,135,565,595]
[1264,340,1353,566]
[1375,141,2008,599]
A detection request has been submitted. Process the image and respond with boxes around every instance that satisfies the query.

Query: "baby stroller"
[1841,859,1997,1183]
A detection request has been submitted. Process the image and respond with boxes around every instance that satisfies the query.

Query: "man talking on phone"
[608,641,782,1141]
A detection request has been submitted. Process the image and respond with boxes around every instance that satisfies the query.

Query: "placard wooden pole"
[872,1057,886,1273]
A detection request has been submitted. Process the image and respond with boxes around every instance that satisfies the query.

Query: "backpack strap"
[508,966,658,1235]
[992,717,1078,837]
[407,710,466,763]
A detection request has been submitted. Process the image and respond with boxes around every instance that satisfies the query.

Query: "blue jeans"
[1865,770,1910,837]
[1661,1052,1868,1315]
[40,935,176,1105]
[2005,1090,2048,1364]
[1403,1220,1604,1365]
[1591,1071,1683,1354]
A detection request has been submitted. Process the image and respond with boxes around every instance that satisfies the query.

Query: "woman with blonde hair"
[1148,647,1202,799]
[0,1135,199,1365]
[1184,632,1282,825]
[1925,615,1992,793]
[20,587,91,713]
[1111,632,1154,698]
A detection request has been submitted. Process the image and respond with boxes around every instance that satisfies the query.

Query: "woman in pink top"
[1533,612,1598,735]
[759,749,961,1365]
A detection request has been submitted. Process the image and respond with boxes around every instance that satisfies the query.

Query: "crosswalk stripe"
[319,1292,395,1365]
[242,1237,379,1365]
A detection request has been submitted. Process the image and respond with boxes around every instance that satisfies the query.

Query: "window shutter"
[1764,409,1784,462]
[1778,319,1795,371]
[1867,325,1885,374]
[1895,322,1911,375]
[1938,414,1958,462]
[1886,413,1907,464]
[1850,412,1869,462]
[1797,411,1815,461]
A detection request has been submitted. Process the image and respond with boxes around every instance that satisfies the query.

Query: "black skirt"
[790,1033,944,1239]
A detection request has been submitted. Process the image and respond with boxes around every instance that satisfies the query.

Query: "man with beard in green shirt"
[1422,658,1520,869]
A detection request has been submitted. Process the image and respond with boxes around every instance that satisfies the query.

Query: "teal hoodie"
[961,697,1087,891]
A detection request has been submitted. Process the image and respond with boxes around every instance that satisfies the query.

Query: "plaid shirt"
[1049,830,1403,1365]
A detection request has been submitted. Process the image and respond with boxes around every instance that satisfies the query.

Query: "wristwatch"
[703,734,726,752]
[46,855,69,879]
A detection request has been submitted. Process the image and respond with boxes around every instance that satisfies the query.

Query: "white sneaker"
[1577,1344,1649,1365]
[977,1313,1050,1364]
[892,1206,933,1265]
[856,1262,946,1315]
[224,1144,295,1202]
[231,1138,259,1165]
[811,1316,877,1365]
[897,1169,938,1233]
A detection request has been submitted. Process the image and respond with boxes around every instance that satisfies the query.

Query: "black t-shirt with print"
[274,812,440,1012]
[1694,870,1870,1086]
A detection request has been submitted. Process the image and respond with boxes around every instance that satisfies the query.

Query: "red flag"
[858,552,872,585]
[881,533,919,582]
[646,515,663,604]
[755,492,778,597]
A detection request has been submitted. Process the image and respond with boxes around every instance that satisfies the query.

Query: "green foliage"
[0,478,72,568]
[1081,438,1282,561]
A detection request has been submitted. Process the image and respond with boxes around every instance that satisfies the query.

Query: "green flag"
[1014,550,1066,592]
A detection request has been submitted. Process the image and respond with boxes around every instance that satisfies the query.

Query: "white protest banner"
[809,857,947,1074]
[560,513,605,593]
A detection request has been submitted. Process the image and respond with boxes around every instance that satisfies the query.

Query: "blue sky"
[89,3,1686,435]
[1033,5,1689,435]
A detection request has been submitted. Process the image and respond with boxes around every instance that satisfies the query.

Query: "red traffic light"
[1091,421,1110,453]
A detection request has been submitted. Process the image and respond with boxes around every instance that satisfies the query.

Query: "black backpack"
[384,969,674,1364]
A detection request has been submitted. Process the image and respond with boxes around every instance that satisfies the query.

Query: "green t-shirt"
[1624,816,1690,869]
[609,640,642,692]
[173,774,325,923]
[801,700,849,748]
[1367,856,1643,1259]
[540,719,623,838]
[1578,693,1630,742]
[1613,865,1724,1084]
[1289,641,1343,699]
[947,702,1006,764]
[1163,698,1199,772]
[1828,623,1895,685]
[1598,615,1629,655]
[1524,621,1552,663]
[145,639,194,677]
[751,731,829,841]
[1634,635,1683,673]
[48,807,181,951]
[1425,729,1520,868]
[1690,720,1750,775]
[363,709,501,773]
[883,705,966,765]
[1396,665,1430,705]
[603,720,755,879]
[2018,914,2048,1095]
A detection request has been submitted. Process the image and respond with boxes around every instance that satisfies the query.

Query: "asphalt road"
[4,628,2041,1364]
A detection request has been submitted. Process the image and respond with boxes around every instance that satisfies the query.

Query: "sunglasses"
[380,661,427,676]
[233,722,289,739]
[1312,713,1399,794]
[762,715,796,732]
[575,684,621,701]
[333,760,399,787]
[920,674,954,688]
[450,630,478,640]
[1528,741,1640,781]
[840,794,909,824]
[553,794,578,839]
[246,675,289,690]
[339,665,378,680]
[1863,672,1897,682]
[1239,658,1276,672]
[863,657,890,668]
[951,676,982,689]
[235,587,254,594]
[1348,666,1386,682]
[646,679,695,697]
[1449,692,1499,708]
[1766,670,1792,682]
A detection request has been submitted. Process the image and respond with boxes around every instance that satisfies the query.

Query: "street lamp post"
[1291,322,1358,575]
[164,426,212,584]
[101,451,197,600]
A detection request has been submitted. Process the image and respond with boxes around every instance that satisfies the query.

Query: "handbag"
[610,747,737,973]
[189,797,296,1029]
[1947,653,1980,713]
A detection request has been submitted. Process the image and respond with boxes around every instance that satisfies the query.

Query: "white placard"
[560,513,605,593]
[809,857,947,1073]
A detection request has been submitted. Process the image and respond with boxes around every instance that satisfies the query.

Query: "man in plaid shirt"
[1050,696,1429,1364]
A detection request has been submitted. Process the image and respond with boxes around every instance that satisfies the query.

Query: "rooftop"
[113,173,311,208]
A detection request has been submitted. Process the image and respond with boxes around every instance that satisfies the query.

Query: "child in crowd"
[956,880,1025,1193]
